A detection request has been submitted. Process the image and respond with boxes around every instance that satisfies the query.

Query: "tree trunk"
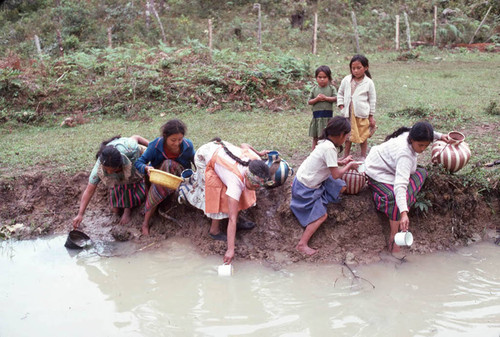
[469,6,492,44]
[149,0,166,44]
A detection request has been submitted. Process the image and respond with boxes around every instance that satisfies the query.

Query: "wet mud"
[0,166,498,266]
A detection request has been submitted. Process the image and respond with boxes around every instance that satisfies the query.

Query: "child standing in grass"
[291,116,359,256]
[337,54,376,159]
[308,65,337,150]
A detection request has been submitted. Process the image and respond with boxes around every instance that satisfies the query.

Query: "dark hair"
[315,65,332,81]
[320,116,351,139]
[212,139,269,179]
[95,135,122,168]
[217,140,251,166]
[249,160,270,180]
[350,54,372,79]
[161,119,186,139]
[385,121,434,144]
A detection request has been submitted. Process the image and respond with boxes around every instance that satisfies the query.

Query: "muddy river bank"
[0,166,499,266]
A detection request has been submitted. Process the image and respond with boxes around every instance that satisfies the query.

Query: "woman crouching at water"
[135,119,195,235]
[73,135,150,229]
[179,138,270,264]
[290,116,359,256]
[364,121,450,252]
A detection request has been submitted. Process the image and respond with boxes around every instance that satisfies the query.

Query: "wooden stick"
[253,3,262,48]
[404,12,411,50]
[312,12,318,54]
[433,6,437,46]
[34,35,43,60]
[150,0,166,44]
[107,27,113,48]
[469,6,492,44]
[208,19,213,51]
[351,11,360,53]
[395,15,400,50]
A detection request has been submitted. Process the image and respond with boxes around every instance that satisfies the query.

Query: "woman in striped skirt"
[135,119,196,235]
[73,135,149,229]
[364,121,450,252]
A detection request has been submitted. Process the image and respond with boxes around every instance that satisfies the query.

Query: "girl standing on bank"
[337,54,376,159]
[308,65,337,150]
[291,116,359,256]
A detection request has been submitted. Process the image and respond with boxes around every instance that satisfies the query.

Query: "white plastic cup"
[217,263,233,276]
[357,162,366,173]
[394,231,414,246]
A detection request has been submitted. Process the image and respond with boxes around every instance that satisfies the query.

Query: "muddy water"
[1,237,499,337]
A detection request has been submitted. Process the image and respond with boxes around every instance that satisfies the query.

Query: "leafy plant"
[484,101,500,116]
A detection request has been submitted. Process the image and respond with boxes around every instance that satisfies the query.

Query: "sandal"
[236,218,256,230]
[209,233,227,242]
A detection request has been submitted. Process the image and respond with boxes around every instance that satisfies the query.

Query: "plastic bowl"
[65,230,92,249]
[149,168,183,189]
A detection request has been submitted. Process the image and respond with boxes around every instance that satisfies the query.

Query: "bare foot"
[296,243,317,256]
[119,208,132,225]
[111,207,120,215]
[390,241,401,253]
[141,224,150,236]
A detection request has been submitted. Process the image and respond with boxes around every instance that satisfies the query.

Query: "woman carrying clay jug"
[364,121,450,252]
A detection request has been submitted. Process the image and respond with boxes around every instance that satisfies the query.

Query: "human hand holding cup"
[218,263,234,276]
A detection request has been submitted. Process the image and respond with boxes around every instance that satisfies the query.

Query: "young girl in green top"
[308,65,337,150]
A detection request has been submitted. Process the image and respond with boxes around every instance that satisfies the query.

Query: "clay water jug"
[342,169,366,194]
[431,131,471,173]
[265,151,293,188]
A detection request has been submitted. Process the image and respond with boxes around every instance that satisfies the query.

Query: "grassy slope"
[0,50,499,183]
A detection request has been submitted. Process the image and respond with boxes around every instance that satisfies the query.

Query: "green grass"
[1,50,499,184]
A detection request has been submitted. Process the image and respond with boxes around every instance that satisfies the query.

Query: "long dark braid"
[213,139,251,166]
[210,138,270,180]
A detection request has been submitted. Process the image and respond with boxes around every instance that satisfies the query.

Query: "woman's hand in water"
[223,248,234,264]
[72,214,83,229]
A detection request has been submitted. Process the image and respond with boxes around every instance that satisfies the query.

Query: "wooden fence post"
[404,12,411,50]
[34,35,43,61]
[253,3,261,48]
[107,27,113,48]
[433,6,437,46]
[145,0,151,29]
[395,15,400,50]
[351,11,360,53]
[312,12,318,54]
[208,19,213,51]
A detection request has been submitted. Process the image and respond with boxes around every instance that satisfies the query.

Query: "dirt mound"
[1,166,498,266]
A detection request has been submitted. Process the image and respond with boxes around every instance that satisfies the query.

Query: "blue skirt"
[290,176,346,227]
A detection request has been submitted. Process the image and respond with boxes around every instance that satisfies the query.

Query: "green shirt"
[309,84,337,112]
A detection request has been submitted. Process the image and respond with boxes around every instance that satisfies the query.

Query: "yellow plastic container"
[149,169,183,189]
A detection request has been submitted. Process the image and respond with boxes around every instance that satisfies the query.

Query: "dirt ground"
[0,165,498,267]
